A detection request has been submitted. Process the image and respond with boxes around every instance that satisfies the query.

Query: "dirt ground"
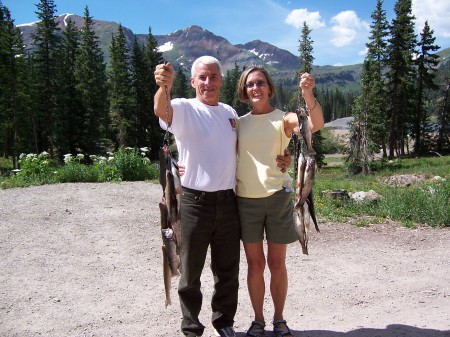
[1,182,449,337]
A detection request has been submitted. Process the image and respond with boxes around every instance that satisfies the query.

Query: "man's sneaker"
[214,326,236,337]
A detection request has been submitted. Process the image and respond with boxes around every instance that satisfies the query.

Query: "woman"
[235,66,324,337]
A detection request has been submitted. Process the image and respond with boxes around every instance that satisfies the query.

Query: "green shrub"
[0,157,13,176]
[57,162,99,183]
[1,152,58,188]
[321,128,346,154]
[17,152,55,177]
[112,147,156,181]
[0,148,160,189]
[92,160,119,182]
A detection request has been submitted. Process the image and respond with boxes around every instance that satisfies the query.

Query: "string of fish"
[292,89,320,255]
[158,82,182,307]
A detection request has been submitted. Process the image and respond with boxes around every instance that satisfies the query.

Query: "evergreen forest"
[0,0,449,172]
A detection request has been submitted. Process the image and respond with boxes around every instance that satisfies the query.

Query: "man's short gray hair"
[191,56,223,78]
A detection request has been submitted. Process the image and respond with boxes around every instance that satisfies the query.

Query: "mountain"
[16,14,450,92]
[148,25,272,71]
[16,14,363,90]
[18,14,136,64]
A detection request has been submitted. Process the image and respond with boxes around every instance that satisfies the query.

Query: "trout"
[295,155,316,207]
[293,105,319,255]
[293,207,308,255]
[160,142,182,248]
[165,168,182,248]
[162,245,172,307]
[159,201,180,276]
[158,143,182,306]
[306,191,319,232]
[297,107,315,155]
[297,152,307,194]
[159,145,169,192]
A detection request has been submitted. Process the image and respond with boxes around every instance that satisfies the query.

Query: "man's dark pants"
[179,187,240,337]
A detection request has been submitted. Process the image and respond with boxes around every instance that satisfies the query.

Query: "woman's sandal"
[273,319,293,337]
[246,320,266,337]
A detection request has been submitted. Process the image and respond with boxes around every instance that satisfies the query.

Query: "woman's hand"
[276,149,291,173]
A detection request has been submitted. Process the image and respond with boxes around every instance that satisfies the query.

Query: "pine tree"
[108,24,132,148]
[75,6,108,154]
[32,0,60,155]
[296,21,324,168]
[346,0,390,174]
[219,64,247,115]
[298,22,314,74]
[386,0,417,158]
[144,27,164,160]
[220,68,234,107]
[172,66,189,99]
[53,18,83,156]
[346,68,374,175]
[413,21,440,154]
[435,78,450,153]
[273,82,288,111]
[365,0,389,159]
[230,64,247,114]
[0,3,29,166]
[0,3,13,157]
[130,36,151,148]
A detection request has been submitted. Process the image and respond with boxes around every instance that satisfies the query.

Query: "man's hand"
[154,63,175,89]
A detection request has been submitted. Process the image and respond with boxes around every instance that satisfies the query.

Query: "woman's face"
[244,71,271,106]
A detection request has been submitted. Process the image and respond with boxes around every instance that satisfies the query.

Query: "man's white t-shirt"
[159,98,238,192]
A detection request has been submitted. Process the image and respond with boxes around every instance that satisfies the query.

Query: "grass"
[312,156,450,227]
[2,151,449,227]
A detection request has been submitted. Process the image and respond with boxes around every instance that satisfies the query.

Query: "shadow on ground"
[235,324,449,337]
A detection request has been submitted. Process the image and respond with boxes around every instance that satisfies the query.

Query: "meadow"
[315,155,449,227]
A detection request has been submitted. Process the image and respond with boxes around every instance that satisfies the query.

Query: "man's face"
[191,62,222,106]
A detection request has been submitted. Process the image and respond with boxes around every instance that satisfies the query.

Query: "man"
[154,56,289,337]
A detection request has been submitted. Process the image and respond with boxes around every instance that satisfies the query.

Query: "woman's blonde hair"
[237,66,276,102]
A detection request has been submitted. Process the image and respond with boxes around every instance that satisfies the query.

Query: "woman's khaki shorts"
[237,189,297,244]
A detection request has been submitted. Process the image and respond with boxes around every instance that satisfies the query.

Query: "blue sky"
[3,0,450,66]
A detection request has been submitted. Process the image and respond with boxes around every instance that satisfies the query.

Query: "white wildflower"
[63,154,72,164]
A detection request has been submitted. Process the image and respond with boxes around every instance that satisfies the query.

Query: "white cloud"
[412,0,450,38]
[330,10,369,47]
[358,47,368,57]
[284,8,325,30]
